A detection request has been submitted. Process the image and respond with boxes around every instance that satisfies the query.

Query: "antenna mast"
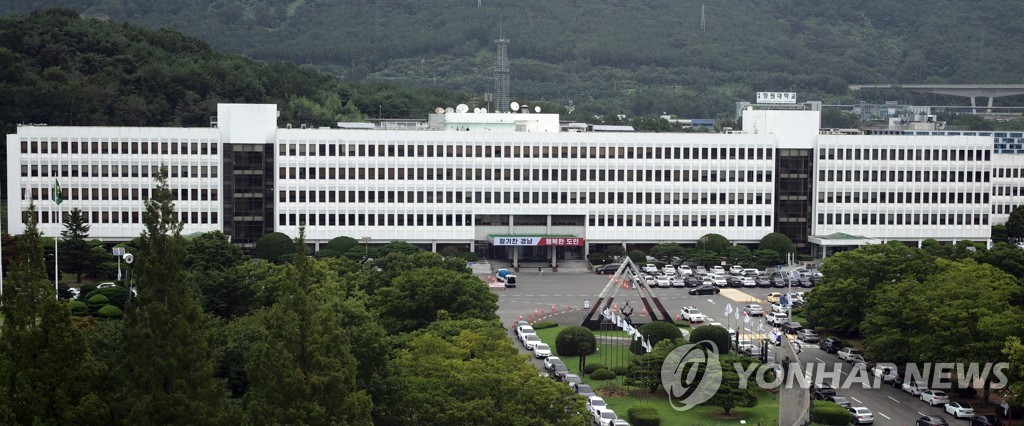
[494,17,510,112]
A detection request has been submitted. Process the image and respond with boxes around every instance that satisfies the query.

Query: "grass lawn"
[533,325,781,425]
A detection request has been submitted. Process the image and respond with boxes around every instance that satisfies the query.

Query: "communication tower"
[494,26,510,112]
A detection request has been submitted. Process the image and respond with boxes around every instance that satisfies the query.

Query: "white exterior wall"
[812,135,992,242]
[990,153,1024,225]
[6,126,222,240]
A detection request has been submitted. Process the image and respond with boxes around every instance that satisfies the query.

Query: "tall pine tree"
[120,168,228,424]
[0,202,104,424]
[60,207,93,283]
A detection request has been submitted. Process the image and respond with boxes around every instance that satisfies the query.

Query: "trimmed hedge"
[555,326,597,357]
[590,368,616,381]
[627,403,661,426]
[811,400,850,425]
[689,324,732,353]
[582,362,607,375]
[67,300,88,316]
[611,365,629,376]
[96,305,124,319]
[629,321,683,354]
[531,321,558,330]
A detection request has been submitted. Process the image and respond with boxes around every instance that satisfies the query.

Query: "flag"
[53,179,63,205]
[743,312,751,324]
[724,303,734,317]
[758,319,765,332]
[735,309,740,321]
[643,337,653,353]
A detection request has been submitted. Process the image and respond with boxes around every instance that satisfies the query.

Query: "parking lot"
[492,268,992,425]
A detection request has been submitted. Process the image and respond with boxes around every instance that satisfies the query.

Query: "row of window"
[818,213,989,226]
[587,214,772,228]
[278,142,776,161]
[817,169,989,183]
[21,139,218,156]
[27,187,218,203]
[277,190,774,205]
[818,147,990,162]
[993,204,1022,214]
[21,164,219,179]
[994,168,1024,179]
[817,191,990,205]
[993,186,1024,196]
[277,166,775,184]
[276,212,774,228]
[31,210,218,225]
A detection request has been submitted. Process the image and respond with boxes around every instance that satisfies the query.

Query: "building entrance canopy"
[488,234,584,246]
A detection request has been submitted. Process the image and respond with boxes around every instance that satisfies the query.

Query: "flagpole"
[55,202,60,299]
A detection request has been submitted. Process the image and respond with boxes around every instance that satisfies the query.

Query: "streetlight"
[361,236,371,258]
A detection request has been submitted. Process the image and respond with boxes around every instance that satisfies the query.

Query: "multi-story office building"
[7,103,1023,265]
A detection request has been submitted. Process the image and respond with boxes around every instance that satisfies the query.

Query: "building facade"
[8,103,1024,263]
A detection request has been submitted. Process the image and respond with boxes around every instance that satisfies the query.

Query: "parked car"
[811,382,837,399]
[521,333,541,350]
[798,277,814,288]
[533,343,552,358]
[563,374,582,387]
[729,265,744,275]
[695,266,708,275]
[688,284,721,295]
[771,276,788,287]
[593,409,618,426]
[684,276,703,287]
[870,364,900,383]
[945,401,975,418]
[595,264,622,275]
[796,329,819,343]
[743,304,764,316]
[921,390,950,406]
[679,265,693,276]
[902,380,928,396]
[681,306,705,323]
[837,347,863,362]
[516,325,535,341]
[551,363,570,380]
[643,264,658,274]
[969,415,1004,425]
[819,337,845,354]
[709,274,728,287]
[826,395,852,408]
[756,276,773,287]
[725,275,743,288]
[743,268,760,277]
[916,415,949,426]
[712,266,726,275]
[742,277,757,287]
[671,277,687,288]
[97,282,117,289]
[780,321,803,334]
[573,383,596,398]
[849,406,874,425]
[662,265,677,275]
[767,312,789,326]
[544,356,562,371]
[655,276,672,288]
[586,395,607,417]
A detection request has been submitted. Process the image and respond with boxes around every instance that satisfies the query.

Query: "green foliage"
[724,245,752,265]
[185,231,245,273]
[628,249,647,265]
[59,207,92,283]
[253,232,294,263]
[751,249,781,268]
[604,245,626,258]
[1009,206,1024,240]
[811,400,852,425]
[79,283,97,298]
[373,266,498,333]
[531,321,558,330]
[705,355,760,415]
[626,340,675,392]
[630,321,683,354]
[689,324,732,353]
[590,368,616,380]
[612,365,629,376]
[84,286,128,308]
[554,326,597,357]
[993,224,1009,243]
[650,242,684,263]
[698,233,731,254]
[582,362,607,375]
[627,403,661,426]
[374,241,423,257]
[67,299,88,315]
[759,233,795,257]
[96,304,124,318]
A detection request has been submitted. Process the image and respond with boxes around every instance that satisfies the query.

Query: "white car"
[586,396,607,417]
[655,276,672,288]
[729,265,744,275]
[593,408,618,426]
[920,390,950,406]
[849,406,874,425]
[902,380,928,396]
[643,264,658,274]
[837,347,863,362]
[681,307,705,323]
[521,333,541,350]
[743,268,760,276]
[544,356,562,371]
[678,265,693,276]
[712,266,726,275]
[944,401,975,418]
[743,304,764,316]
[663,265,676,276]
[770,303,786,314]
[516,325,535,341]
[766,312,788,326]
[97,282,117,289]
[533,343,552,358]
[709,274,727,287]
[742,277,756,287]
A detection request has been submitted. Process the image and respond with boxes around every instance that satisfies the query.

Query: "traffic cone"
[488,275,493,282]
[551,304,557,313]
[676,313,682,321]
[519,314,523,321]
[641,307,648,316]
[613,303,619,312]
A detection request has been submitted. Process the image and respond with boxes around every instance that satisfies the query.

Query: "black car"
[756,277,772,287]
[551,363,571,381]
[798,277,814,288]
[684,275,703,287]
[810,383,837,399]
[726,276,743,288]
[780,321,803,334]
[771,276,787,288]
[595,264,622,275]
[688,284,721,295]
[917,416,950,426]
[825,395,851,408]
[970,415,1005,426]
[819,337,845,354]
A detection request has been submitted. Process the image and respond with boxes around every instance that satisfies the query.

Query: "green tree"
[628,249,647,265]
[698,233,730,255]
[759,233,795,258]
[374,240,423,257]
[253,232,293,263]
[185,231,252,318]
[706,355,759,415]
[629,321,683,354]
[650,242,684,263]
[59,207,92,283]
[752,249,781,267]
[374,267,498,333]
[555,326,598,357]
[724,245,752,265]
[992,224,1009,243]
[976,242,1024,282]
[0,202,104,424]
[604,244,626,258]
[120,168,228,424]
[1007,206,1024,241]
[689,324,732,353]
[243,228,373,424]
[324,235,364,259]
[185,231,245,272]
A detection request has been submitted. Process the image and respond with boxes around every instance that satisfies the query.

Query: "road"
[491,268,992,424]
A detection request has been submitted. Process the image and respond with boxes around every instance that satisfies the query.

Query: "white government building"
[6,102,1024,267]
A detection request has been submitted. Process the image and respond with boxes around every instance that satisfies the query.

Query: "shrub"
[588,252,609,265]
[531,321,558,330]
[689,324,732,353]
[630,321,683,354]
[590,368,616,380]
[628,250,647,265]
[582,362,607,375]
[84,286,128,307]
[67,300,88,316]
[627,403,661,426]
[86,294,110,308]
[96,305,124,319]
[611,365,629,376]
[79,283,98,298]
[253,232,294,263]
[811,400,851,425]
[555,326,597,357]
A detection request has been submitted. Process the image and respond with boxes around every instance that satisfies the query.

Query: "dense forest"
[3,0,1024,118]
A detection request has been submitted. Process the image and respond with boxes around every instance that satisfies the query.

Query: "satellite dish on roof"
[456,104,469,113]
[445,107,455,113]
[434,107,444,114]
[473,107,481,113]
[510,101,520,112]
[535,106,542,113]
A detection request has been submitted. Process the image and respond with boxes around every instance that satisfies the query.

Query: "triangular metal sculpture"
[581,257,673,330]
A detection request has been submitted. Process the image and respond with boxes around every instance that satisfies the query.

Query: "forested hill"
[3,0,1024,118]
